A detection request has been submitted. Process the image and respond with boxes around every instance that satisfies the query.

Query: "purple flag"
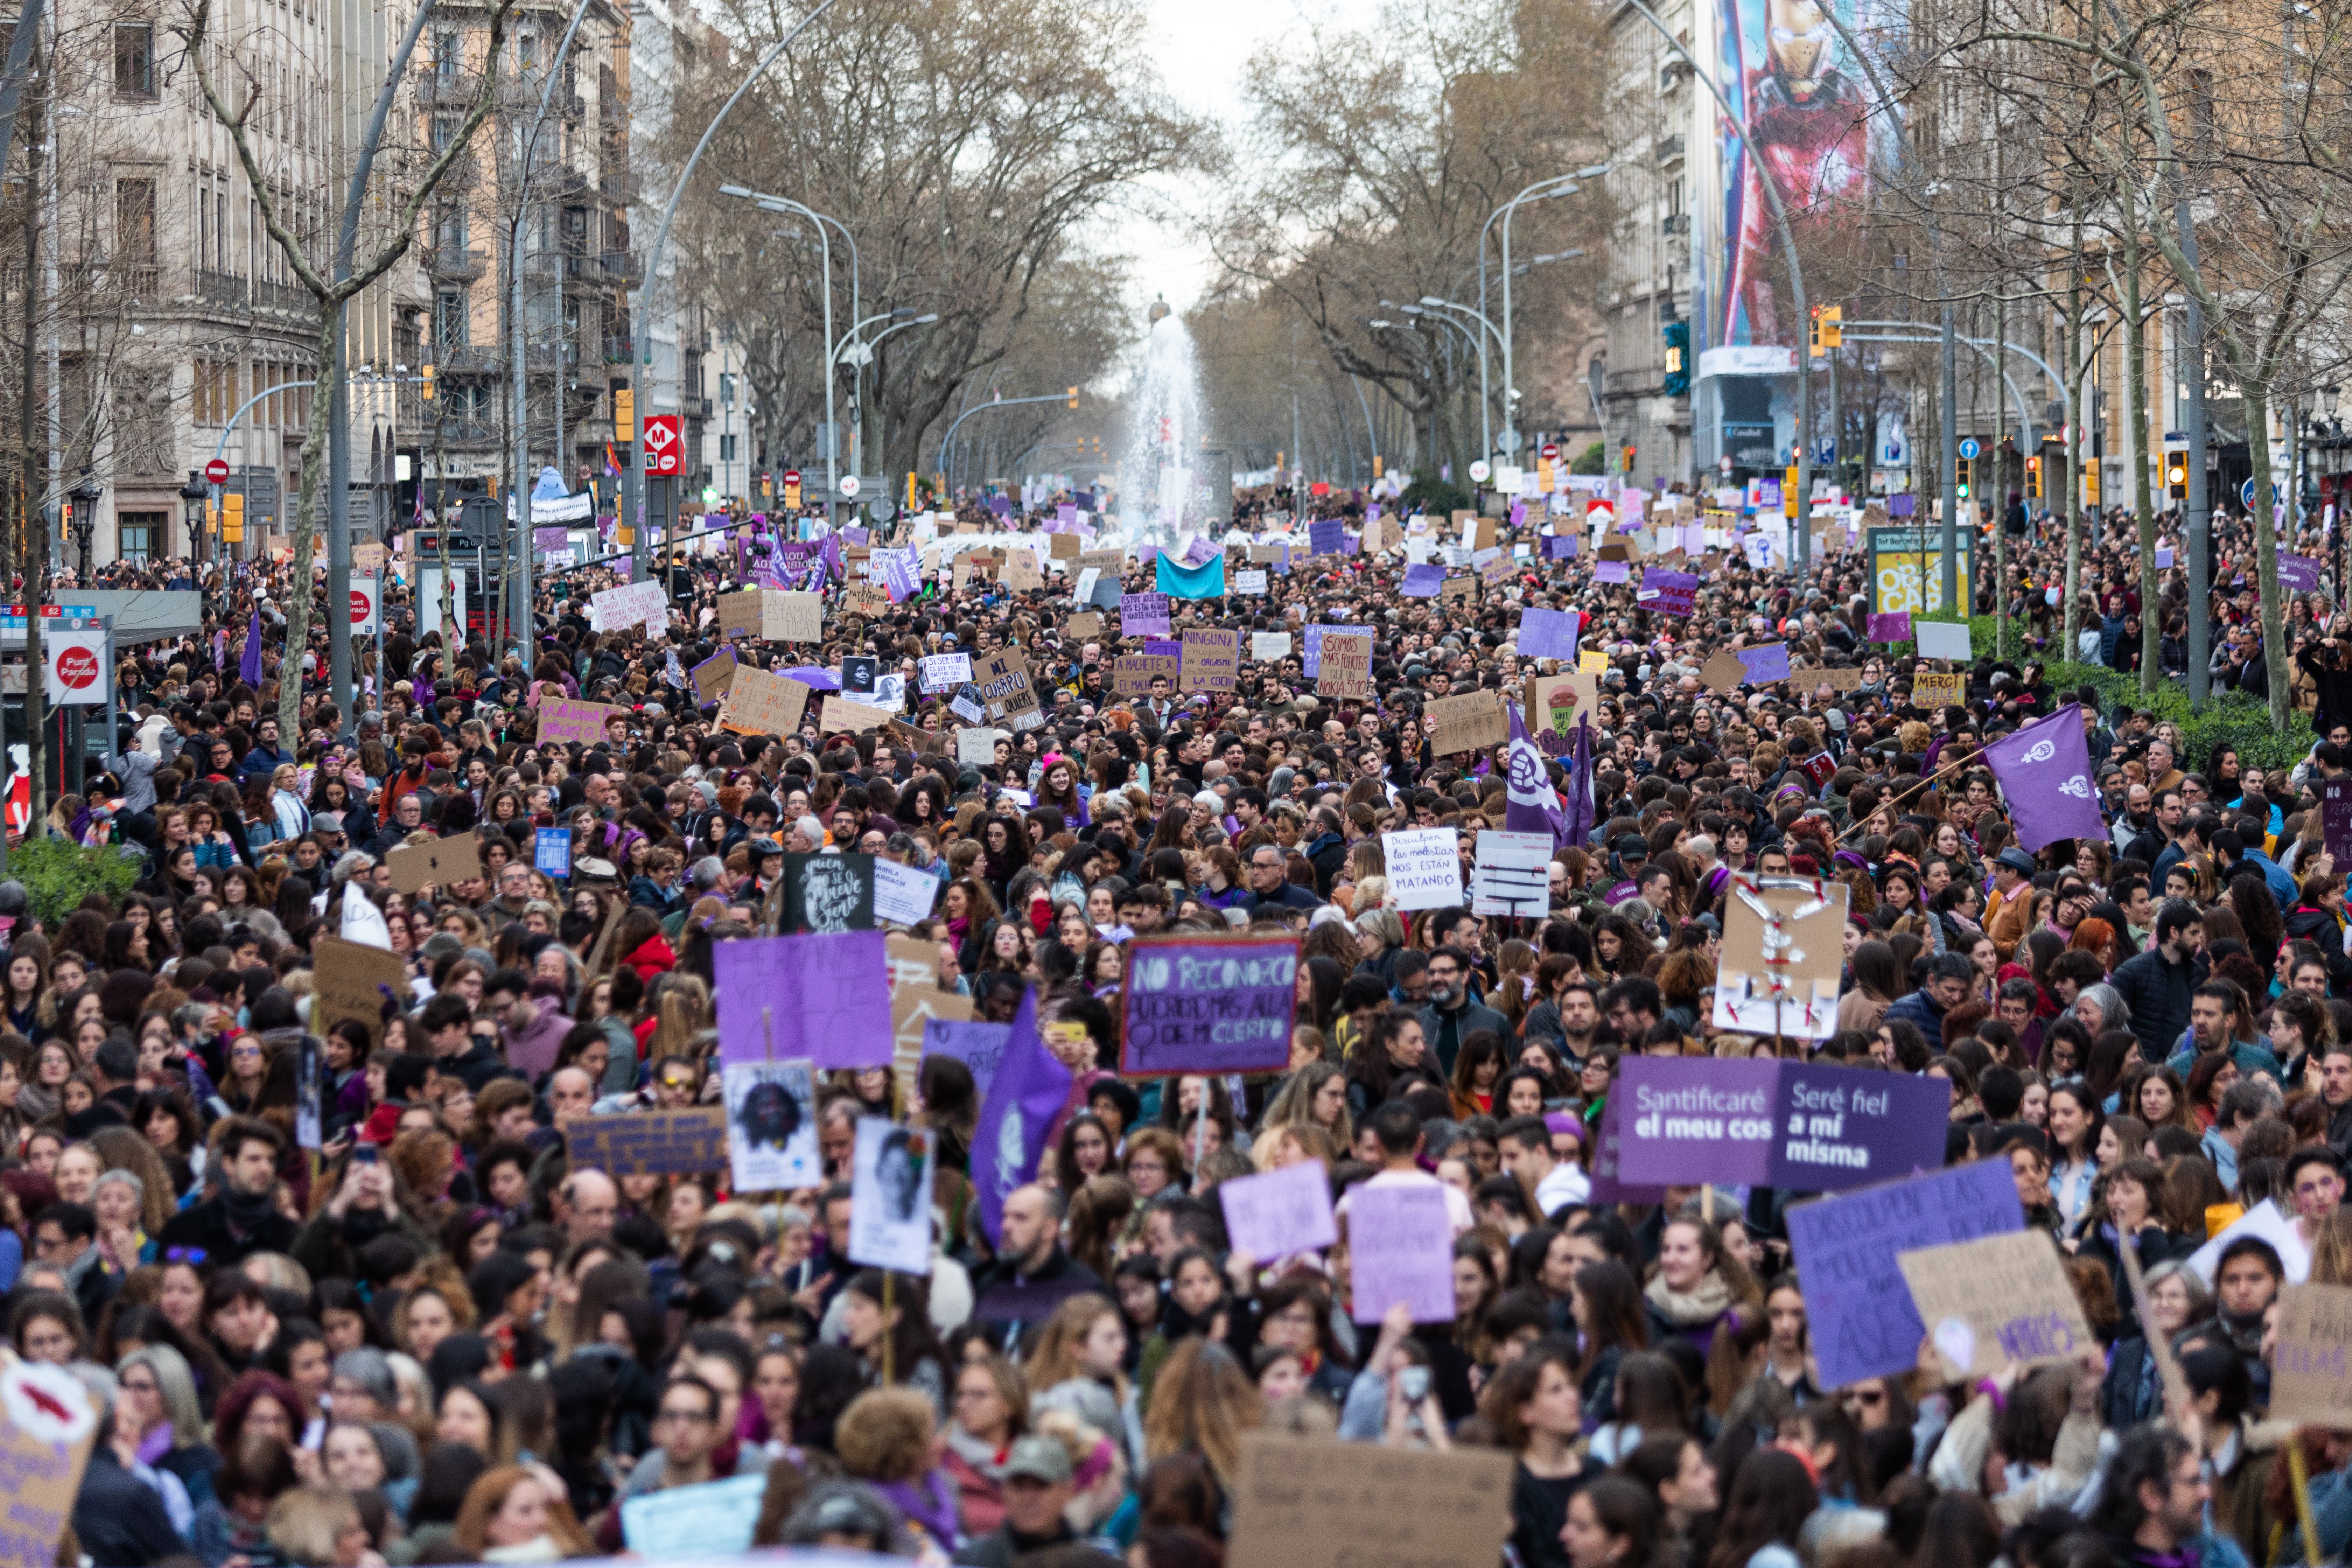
[1560,713,1596,849]
[818,531,846,585]
[970,985,1070,1246]
[2280,554,2322,593]
[240,607,263,687]
[1982,702,2107,852]
[1504,701,1567,845]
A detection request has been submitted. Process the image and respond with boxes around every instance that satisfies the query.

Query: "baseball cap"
[1001,1434,1072,1485]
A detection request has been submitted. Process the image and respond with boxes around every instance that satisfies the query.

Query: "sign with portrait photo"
[849,1116,935,1273]
[722,1059,820,1192]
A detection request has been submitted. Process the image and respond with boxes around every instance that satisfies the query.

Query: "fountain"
[1118,299,1210,548]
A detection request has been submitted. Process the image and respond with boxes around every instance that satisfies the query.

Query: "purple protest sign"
[1347,1180,1457,1323]
[920,1018,1011,1101]
[1141,639,1182,660]
[1594,559,1630,584]
[1310,518,1349,555]
[1302,623,1332,678]
[1889,492,1916,517]
[1517,607,1581,661]
[1401,563,1446,597]
[1766,1059,1951,1189]
[1589,1093,1667,1204]
[2280,554,2323,593]
[1614,1057,1780,1187]
[2325,777,2352,864]
[533,527,570,554]
[1182,534,1222,567]
[1119,933,1299,1074]
[1546,534,1577,560]
[1220,1162,1338,1261]
[1867,612,1913,642]
[2156,547,2175,568]
[1054,503,1078,530]
[1758,479,1783,512]
[841,526,870,547]
[1644,569,1698,616]
[1509,501,1527,527]
[1737,643,1791,684]
[1982,703,2108,851]
[713,932,892,1070]
[1786,1160,2023,1388]
[1120,592,1172,635]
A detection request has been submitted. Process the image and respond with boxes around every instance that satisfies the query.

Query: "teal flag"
[1156,552,1226,599]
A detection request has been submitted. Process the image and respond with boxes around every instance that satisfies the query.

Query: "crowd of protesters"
[1,480,2349,1568]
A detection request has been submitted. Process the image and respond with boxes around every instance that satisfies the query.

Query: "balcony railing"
[601,249,642,285]
[194,267,246,306]
[601,334,635,364]
[430,245,489,282]
[256,278,311,312]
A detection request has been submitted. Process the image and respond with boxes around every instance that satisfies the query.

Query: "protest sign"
[924,1017,1013,1100]
[1736,643,1791,684]
[715,931,892,1069]
[776,853,880,937]
[1867,611,1912,642]
[1916,620,1974,660]
[762,590,824,642]
[1517,607,1580,661]
[1316,630,1373,699]
[1440,575,1478,612]
[1712,871,1849,1039]
[1698,650,1749,692]
[1120,932,1300,1075]
[1234,569,1269,595]
[1220,1162,1339,1260]
[1401,563,1446,597]
[1251,631,1293,661]
[1525,673,1600,753]
[891,980,970,1105]
[534,826,571,877]
[309,934,410,1055]
[1594,558,1630,582]
[2281,554,2324,593]
[1121,592,1172,636]
[819,695,892,733]
[956,727,1005,765]
[1589,1091,1666,1204]
[1910,671,1967,707]
[1310,517,1349,555]
[0,1359,100,1568]
[716,590,763,636]
[1785,1161,2025,1389]
[974,651,1045,732]
[1898,1229,2096,1379]
[1228,1436,1513,1568]
[591,578,667,633]
[1068,611,1102,639]
[1767,1058,1950,1188]
[849,1116,934,1272]
[1643,569,1698,615]
[1181,627,1241,693]
[722,1059,820,1192]
[566,1105,730,1175]
[537,698,629,746]
[691,648,739,702]
[1471,829,1553,916]
[385,833,481,895]
[2326,777,2352,864]
[1613,1056,1780,1187]
[1112,653,1180,695]
[1425,691,1509,755]
[873,858,942,925]
[721,667,812,739]
[622,1472,768,1558]
[1347,1182,1456,1323]
[1382,827,1464,910]
[2271,1284,2352,1428]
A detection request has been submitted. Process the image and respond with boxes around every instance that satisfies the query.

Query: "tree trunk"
[276,302,343,742]
[2241,384,2292,727]
[19,45,41,838]
[2121,191,2159,691]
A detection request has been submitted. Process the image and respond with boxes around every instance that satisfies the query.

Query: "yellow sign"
[613,387,635,444]
[1577,650,1608,674]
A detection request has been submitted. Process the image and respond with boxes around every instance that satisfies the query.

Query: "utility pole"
[2182,196,2210,704]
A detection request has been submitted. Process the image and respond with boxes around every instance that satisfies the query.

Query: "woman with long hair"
[1642,1217,1761,1350]
[1837,940,1900,1037]
[1479,1338,1591,1568]
[450,1464,598,1560]
[1259,1061,1353,1154]
[841,1269,947,1415]
[1569,1260,1649,1425]
[1141,1337,1263,1490]
[1703,1448,1818,1568]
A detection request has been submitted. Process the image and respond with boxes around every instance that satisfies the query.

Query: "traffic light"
[2026,454,2041,499]
[1955,457,1971,499]
[222,492,245,542]
[1373,454,1384,478]
[2083,456,2101,505]
[1621,444,1636,473]
[1662,321,1689,396]
[2166,451,2188,497]
[1809,308,1824,359]
[1067,386,1079,408]
[420,363,434,402]
[1820,305,1842,346]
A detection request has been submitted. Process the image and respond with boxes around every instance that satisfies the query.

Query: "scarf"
[221,1183,278,1238]
[1642,1269,1735,1328]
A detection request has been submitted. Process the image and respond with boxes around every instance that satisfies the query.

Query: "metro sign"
[53,644,98,691]
[643,415,684,476]
[350,574,382,633]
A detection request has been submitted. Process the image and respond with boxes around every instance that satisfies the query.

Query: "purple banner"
[2280,554,2322,593]
[1594,559,1629,584]
[1737,643,1791,684]
[1301,623,1333,678]
[1644,569,1698,616]
[1589,1093,1667,1204]
[1347,1181,1456,1324]
[713,932,892,1070]
[1616,1057,1948,1192]
[1400,563,1446,597]
[1616,1057,1780,1186]
[1982,703,2108,851]
[1310,518,1349,556]
[1867,611,1913,642]
[1517,607,1581,661]
[1119,935,1300,1075]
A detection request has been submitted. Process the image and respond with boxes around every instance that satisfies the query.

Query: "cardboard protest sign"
[1113,653,1180,695]
[1438,575,1478,612]
[538,698,630,746]
[722,1059,820,1192]
[1228,1436,1513,1568]
[1811,666,1867,692]
[2270,1284,2352,1428]
[1471,830,1552,917]
[1181,628,1241,693]
[1049,531,1082,559]
[1898,1229,2096,1380]
[891,980,971,1105]
[566,1105,731,1175]
[717,590,763,636]
[1347,1181,1456,1322]
[1643,569,1698,615]
[974,651,1044,732]
[1068,612,1103,640]
[1711,872,1850,1038]
[820,695,892,734]
[1698,650,1750,693]
[1120,932,1300,1075]
[776,853,880,938]
[1786,1161,2026,1389]
[692,648,740,702]
[849,1116,935,1273]
[1524,673,1601,754]
[0,1359,101,1568]
[762,590,824,643]
[1219,1162,1338,1261]
[1316,630,1373,699]
[720,667,812,738]
[386,833,482,895]
[1121,592,1172,636]
[715,931,892,1069]
[1002,551,1042,592]
[1424,691,1509,755]
[1381,827,1463,910]
[1911,671,1967,707]
[310,934,411,1056]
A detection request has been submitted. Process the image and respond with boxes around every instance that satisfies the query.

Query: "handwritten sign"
[1911,671,1967,707]
[385,833,481,895]
[621,1472,768,1557]
[1346,1182,1456,1323]
[873,858,941,925]
[1181,628,1241,693]
[1424,691,1508,755]
[1250,631,1293,662]
[2272,1283,2352,1428]
[1220,1161,1338,1260]
[924,1017,1012,1101]
[0,1360,99,1568]
[1898,1229,2096,1379]
[1113,653,1179,696]
[1516,607,1580,662]
[1230,1437,1513,1568]
[922,652,974,692]
[762,590,824,643]
[721,667,812,738]
[1120,932,1299,1075]
[591,578,667,634]
[1316,630,1372,699]
[974,650,1043,731]
[1121,592,1172,636]
[538,698,630,746]
[565,1105,731,1176]
[1381,827,1463,910]
[716,590,763,636]
[691,648,739,702]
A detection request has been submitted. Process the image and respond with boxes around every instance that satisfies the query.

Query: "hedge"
[8,836,143,927]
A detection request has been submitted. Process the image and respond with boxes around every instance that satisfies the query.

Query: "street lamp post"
[69,470,100,581]
[720,186,856,527]
[853,312,938,505]
[1418,297,1506,464]
[1482,167,1607,458]
[179,470,208,566]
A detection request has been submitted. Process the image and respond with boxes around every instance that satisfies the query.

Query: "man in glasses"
[617,1375,727,1505]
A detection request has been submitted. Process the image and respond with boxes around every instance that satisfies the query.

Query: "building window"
[117,512,165,564]
[113,23,154,96]
[435,288,469,349]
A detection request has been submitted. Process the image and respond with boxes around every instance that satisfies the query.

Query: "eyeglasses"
[656,1406,715,1426]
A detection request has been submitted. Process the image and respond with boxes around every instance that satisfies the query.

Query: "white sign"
[721,1059,820,1193]
[1699,344,1799,378]
[1234,569,1269,595]
[43,622,108,707]
[1471,830,1553,917]
[957,727,1003,766]
[848,1115,934,1273]
[590,579,667,635]
[1251,632,1293,662]
[1916,620,1974,661]
[1075,567,1100,603]
[1468,460,1492,483]
[873,858,942,925]
[921,652,973,692]
[531,491,595,524]
[349,573,382,635]
[1381,827,1463,911]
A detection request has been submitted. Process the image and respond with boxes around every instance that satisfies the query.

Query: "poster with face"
[849,1116,934,1273]
[722,1060,820,1193]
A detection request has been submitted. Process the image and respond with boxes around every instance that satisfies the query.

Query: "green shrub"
[7,835,142,928]
[2043,662,2314,772]
[1399,478,1472,517]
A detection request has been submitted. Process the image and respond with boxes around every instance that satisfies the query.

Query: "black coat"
[156,1193,300,1269]
[73,1444,187,1567]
